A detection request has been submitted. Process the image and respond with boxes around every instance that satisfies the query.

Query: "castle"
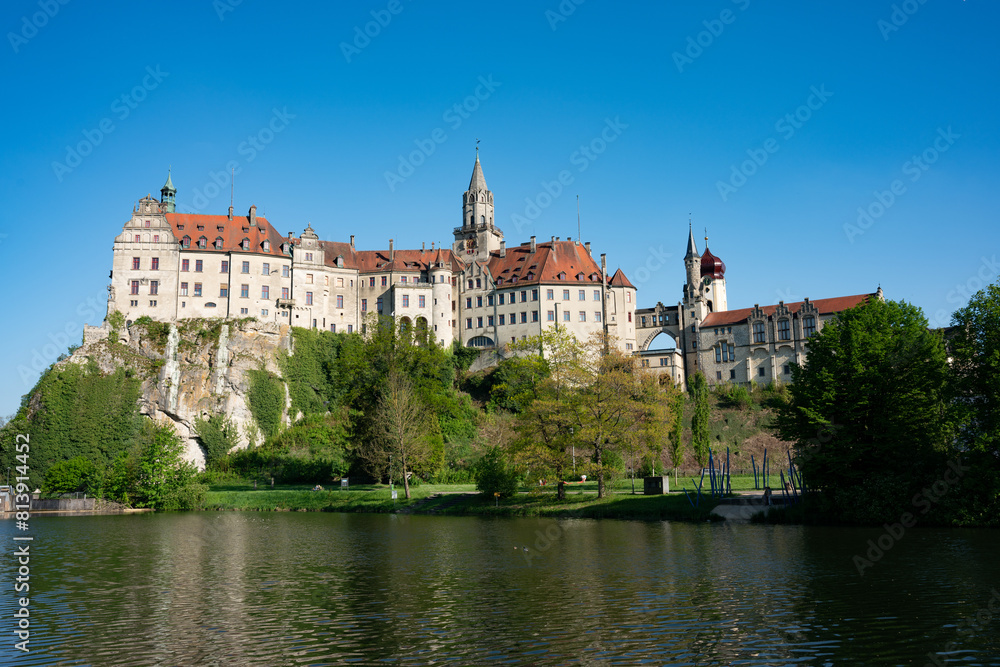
[107,155,878,388]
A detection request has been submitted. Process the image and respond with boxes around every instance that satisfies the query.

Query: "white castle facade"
[107,156,877,388]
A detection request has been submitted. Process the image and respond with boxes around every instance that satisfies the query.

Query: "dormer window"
[177,224,185,230]
[496,277,503,286]
[215,237,224,249]
[198,236,207,249]
[262,240,270,252]
[241,238,250,250]
[525,272,534,281]
[336,256,343,267]
[217,226,225,232]
[557,272,566,280]
[181,235,190,248]
[197,225,205,231]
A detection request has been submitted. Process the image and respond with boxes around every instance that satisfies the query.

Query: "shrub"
[43,457,95,494]
[474,446,520,498]
[194,414,239,469]
[247,369,285,439]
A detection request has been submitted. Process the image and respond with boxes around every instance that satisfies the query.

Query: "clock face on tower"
[703,276,712,286]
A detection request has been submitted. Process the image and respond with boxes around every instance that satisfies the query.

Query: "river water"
[0,512,997,666]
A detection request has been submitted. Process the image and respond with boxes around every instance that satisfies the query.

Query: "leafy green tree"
[360,370,431,499]
[42,457,95,494]
[474,446,521,499]
[194,414,238,469]
[488,355,550,412]
[775,298,952,522]
[949,280,1000,457]
[134,421,202,510]
[689,372,710,467]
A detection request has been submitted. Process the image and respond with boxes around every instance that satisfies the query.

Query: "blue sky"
[1,0,997,416]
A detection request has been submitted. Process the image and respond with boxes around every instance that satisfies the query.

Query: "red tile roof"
[701,293,874,327]
[486,240,611,286]
[165,213,289,258]
[352,248,465,274]
[609,268,635,288]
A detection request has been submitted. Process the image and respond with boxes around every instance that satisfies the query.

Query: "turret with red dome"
[700,246,726,279]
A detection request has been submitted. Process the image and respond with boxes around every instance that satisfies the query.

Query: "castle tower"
[683,223,700,301]
[454,152,503,260]
[160,169,176,213]
[700,244,727,313]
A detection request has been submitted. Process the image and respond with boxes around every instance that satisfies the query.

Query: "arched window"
[480,215,485,225]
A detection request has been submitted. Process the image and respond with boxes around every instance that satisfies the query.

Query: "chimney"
[551,236,556,243]
[228,205,234,221]
[422,241,426,251]
[500,241,506,257]
[431,241,435,250]
[530,236,536,253]
[389,238,395,261]
[350,235,355,249]
[585,241,591,255]
[249,204,257,227]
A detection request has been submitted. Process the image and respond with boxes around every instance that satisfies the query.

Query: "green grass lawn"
[204,482,476,512]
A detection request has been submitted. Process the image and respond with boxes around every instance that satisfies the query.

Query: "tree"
[689,372,710,467]
[949,280,1000,457]
[194,414,238,469]
[774,298,952,522]
[363,370,430,499]
[474,446,521,498]
[668,387,686,483]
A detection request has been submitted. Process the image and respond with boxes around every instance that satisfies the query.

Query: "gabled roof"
[165,212,288,257]
[487,240,604,286]
[354,248,464,274]
[609,268,635,289]
[701,293,875,327]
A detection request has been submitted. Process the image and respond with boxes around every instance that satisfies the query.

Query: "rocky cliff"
[64,319,293,468]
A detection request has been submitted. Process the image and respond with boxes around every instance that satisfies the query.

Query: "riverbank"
[202,482,723,522]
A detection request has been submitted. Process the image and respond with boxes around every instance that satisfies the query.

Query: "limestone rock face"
[69,320,292,468]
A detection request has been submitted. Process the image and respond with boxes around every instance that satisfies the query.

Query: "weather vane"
[476,138,480,155]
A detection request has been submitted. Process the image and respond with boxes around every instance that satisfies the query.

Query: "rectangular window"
[477,316,483,327]
[306,292,313,305]
[717,371,723,380]
[547,310,554,321]
[563,289,570,300]
[377,297,383,312]
[194,283,202,297]
[181,259,189,272]
[195,260,203,273]
[753,322,766,344]
[466,318,473,329]
[578,290,585,301]
[499,314,505,326]
[337,278,344,287]
[151,257,159,270]
[466,297,472,309]
[531,289,538,301]
[241,284,249,298]
[219,284,228,298]
[532,311,538,322]
[783,364,790,374]
[594,290,600,301]
[728,343,735,360]
[521,290,527,303]
[282,287,289,300]
[262,262,269,275]
[180,282,188,296]
[778,320,790,341]
[262,285,269,299]
[499,294,505,305]
[307,273,313,284]
[563,311,570,322]
[660,358,668,367]
[361,299,367,312]
[305,252,313,261]
[337,295,344,309]
[716,347,722,363]
[149,280,159,295]
[730,369,736,379]
[369,277,376,287]
[487,294,494,306]
[628,312,632,322]
[595,311,602,323]
[331,324,336,333]
[130,280,139,295]
[401,276,407,284]
[476,278,481,288]
[381,276,387,287]
[402,295,409,308]
[547,289,554,300]
[348,325,353,333]
[217,260,226,273]
[132,257,140,270]
[477,296,483,308]
[134,234,140,242]
[804,316,816,337]
[468,279,474,289]
[579,311,586,322]
[759,367,766,377]
[419,295,425,308]
[282,265,289,278]
[488,315,494,326]
[262,309,269,317]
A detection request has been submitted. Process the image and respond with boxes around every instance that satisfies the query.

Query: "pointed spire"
[162,167,175,193]
[469,151,487,191]
[684,221,699,260]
